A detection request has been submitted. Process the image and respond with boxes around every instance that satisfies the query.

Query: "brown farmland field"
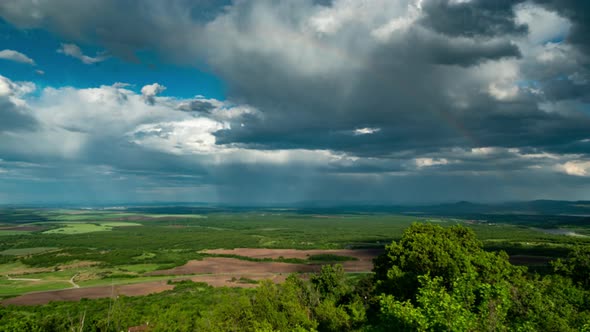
[3,249,381,305]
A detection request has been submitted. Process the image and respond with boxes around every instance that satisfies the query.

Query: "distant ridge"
[1,200,590,217]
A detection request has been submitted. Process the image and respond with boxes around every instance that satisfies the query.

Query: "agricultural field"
[0,207,587,302]
[0,207,588,330]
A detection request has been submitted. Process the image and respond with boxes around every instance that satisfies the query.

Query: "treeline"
[1,224,589,331]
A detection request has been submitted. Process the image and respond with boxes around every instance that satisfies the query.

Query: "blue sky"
[0,18,225,100]
[0,1,589,205]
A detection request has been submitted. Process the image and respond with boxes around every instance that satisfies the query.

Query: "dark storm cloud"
[541,79,590,101]
[201,1,588,161]
[211,25,583,158]
[412,33,522,67]
[543,140,590,155]
[177,100,216,113]
[0,100,37,132]
[419,0,528,38]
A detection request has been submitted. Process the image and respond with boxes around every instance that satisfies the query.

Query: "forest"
[1,223,589,331]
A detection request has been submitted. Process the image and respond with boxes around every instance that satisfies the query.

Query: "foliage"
[372,223,590,331]
[552,245,590,289]
[373,223,517,301]
[307,254,358,262]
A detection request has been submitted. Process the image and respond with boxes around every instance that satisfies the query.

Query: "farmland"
[0,207,588,330]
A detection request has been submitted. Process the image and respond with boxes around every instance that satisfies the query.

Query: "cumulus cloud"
[57,43,109,64]
[0,49,35,65]
[140,83,166,105]
[129,118,229,155]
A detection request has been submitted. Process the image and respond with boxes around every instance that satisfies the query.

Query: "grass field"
[42,221,141,234]
[0,278,73,296]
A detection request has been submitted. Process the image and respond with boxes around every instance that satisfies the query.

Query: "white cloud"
[488,83,519,101]
[307,0,421,39]
[129,118,229,154]
[536,42,572,64]
[34,83,200,139]
[517,151,560,160]
[470,147,497,155]
[559,161,590,177]
[475,60,521,101]
[371,0,423,41]
[0,74,35,106]
[57,43,109,64]
[354,127,381,135]
[141,83,166,105]
[0,77,276,166]
[515,3,571,45]
[415,158,449,168]
[127,116,356,167]
[0,49,35,65]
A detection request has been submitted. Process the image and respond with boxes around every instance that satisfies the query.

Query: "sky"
[0,0,589,205]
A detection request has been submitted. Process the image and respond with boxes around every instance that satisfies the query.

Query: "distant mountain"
[2,200,590,217]
[286,200,590,216]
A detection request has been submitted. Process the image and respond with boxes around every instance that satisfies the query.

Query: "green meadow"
[42,221,141,234]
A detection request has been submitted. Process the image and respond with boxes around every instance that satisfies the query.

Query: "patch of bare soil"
[149,248,380,276]
[58,261,100,270]
[185,273,288,288]
[148,257,321,276]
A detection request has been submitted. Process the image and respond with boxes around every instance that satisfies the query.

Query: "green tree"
[310,265,349,301]
[552,245,590,289]
[373,223,516,301]
[373,223,590,331]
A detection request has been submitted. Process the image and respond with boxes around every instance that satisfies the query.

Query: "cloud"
[559,161,590,177]
[140,83,166,105]
[0,49,35,65]
[419,0,528,38]
[1,1,590,202]
[354,127,381,135]
[129,118,229,154]
[57,43,109,64]
[177,99,216,113]
[0,75,37,132]
[415,158,450,168]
